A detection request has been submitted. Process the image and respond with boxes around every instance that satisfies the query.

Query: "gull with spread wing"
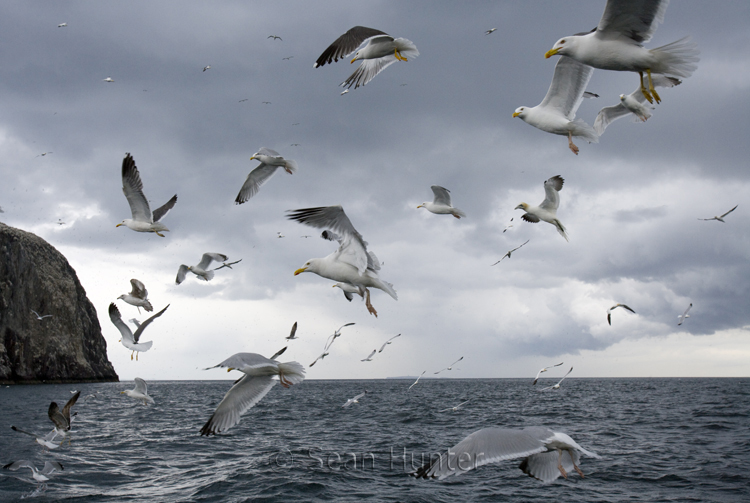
[516,176,568,242]
[607,304,635,325]
[540,367,574,391]
[418,185,466,219]
[594,76,681,134]
[117,278,153,313]
[108,303,169,360]
[378,333,401,353]
[532,362,564,385]
[121,377,154,405]
[491,240,530,265]
[235,148,297,204]
[435,356,464,375]
[176,253,228,284]
[342,391,367,408]
[116,153,177,237]
[699,205,738,223]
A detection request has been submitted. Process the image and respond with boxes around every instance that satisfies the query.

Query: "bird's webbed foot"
[364,288,378,317]
[639,71,654,103]
[567,132,579,155]
[646,69,661,104]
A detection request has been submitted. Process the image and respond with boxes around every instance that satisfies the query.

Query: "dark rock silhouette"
[0,222,118,383]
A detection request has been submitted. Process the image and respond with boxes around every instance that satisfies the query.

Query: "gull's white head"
[512,106,526,118]
[351,51,362,64]
[116,219,130,228]
[294,259,317,276]
[545,37,575,59]
[619,94,626,102]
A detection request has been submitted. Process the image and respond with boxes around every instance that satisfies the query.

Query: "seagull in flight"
[491,239,530,265]
[108,303,169,360]
[435,356,463,374]
[342,391,367,408]
[310,352,329,367]
[202,65,211,72]
[235,147,297,203]
[10,426,61,450]
[540,366,573,391]
[282,56,294,60]
[213,259,243,271]
[285,322,299,340]
[176,253,228,283]
[515,175,569,241]
[699,204,738,223]
[532,362,564,385]
[57,23,67,28]
[324,322,356,351]
[31,310,53,321]
[408,371,426,391]
[607,303,635,325]
[48,391,80,444]
[121,377,155,405]
[3,460,64,488]
[678,303,692,326]
[36,151,53,157]
[378,333,401,353]
[484,28,497,35]
[439,399,470,412]
[361,350,376,362]
[268,35,282,40]
[103,76,114,82]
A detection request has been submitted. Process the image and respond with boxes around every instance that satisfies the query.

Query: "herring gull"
[176,253,228,284]
[678,303,692,326]
[10,426,61,450]
[289,206,397,316]
[3,460,64,486]
[594,76,681,134]
[412,426,599,482]
[200,351,305,435]
[342,391,367,408]
[285,321,299,340]
[314,26,419,89]
[309,352,329,367]
[121,377,154,405]
[545,0,699,104]
[408,371,426,391]
[532,362,564,385]
[324,322,356,351]
[513,56,598,155]
[439,399,471,413]
[540,366,574,391]
[116,153,177,237]
[378,333,401,353]
[235,148,297,204]
[435,357,464,375]
[31,309,53,321]
[699,205,738,223]
[418,186,466,219]
[117,278,153,313]
[515,175,569,242]
[361,349,376,362]
[108,302,169,360]
[607,303,636,325]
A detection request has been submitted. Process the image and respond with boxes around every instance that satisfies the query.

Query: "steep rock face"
[0,222,118,383]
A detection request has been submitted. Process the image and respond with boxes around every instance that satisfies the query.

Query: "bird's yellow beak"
[512,112,521,118]
[116,223,123,227]
[250,156,257,161]
[294,267,307,276]
[227,368,233,372]
[120,391,125,394]
[417,204,423,208]
[544,48,559,59]
[350,57,357,64]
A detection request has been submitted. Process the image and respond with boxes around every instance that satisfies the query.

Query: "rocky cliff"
[0,222,118,383]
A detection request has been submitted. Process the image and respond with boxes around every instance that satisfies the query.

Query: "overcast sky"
[1,1,748,381]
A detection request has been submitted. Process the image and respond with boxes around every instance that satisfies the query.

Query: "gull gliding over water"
[408,371,426,391]
[48,390,80,443]
[235,148,297,204]
[121,378,154,405]
[3,460,64,486]
[200,351,305,435]
[435,356,463,375]
[118,278,153,313]
[342,391,367,408]
[108,303,169,360]
[418,185,466,219]
[544,0,699,104]
[607,303,636,325]
[699,205,738,223]
[513,56,598,155]
[10,426,61,450]
[439,399,470,412]
[176,253,228,284]
[289,206,397,316]
[541,366,574,391]
[532,362,564,385]
[412,426,600,482]
[516,175,568,242]
[116,153,177,237]
[361,350,376,362]
[314,26,419,89]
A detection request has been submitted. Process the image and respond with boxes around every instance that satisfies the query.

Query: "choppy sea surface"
[0,378,748,502]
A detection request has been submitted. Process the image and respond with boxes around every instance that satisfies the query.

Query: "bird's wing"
[621,304,636,313]
[378,342,388,353]
[607,312,612,325]
[129,279,148,299]
[314,27,390,67]
[430,185,452,206]
[353,392,367,401]
[197,253,228,270]
[593,102,631,135]
[176,265,189,284]
[521,213,540,223]
[339,322,356,331]
[121,153,153,222]
[200,374,276,435]
[235,163,282,203]
[152,194,177,223]
[270,346,287,360]
[538,56,594,120]
[557,366,574,385]
[342,56,398,89]
[108,303,134,344]
[389,333,402,342]
[61,391,81,419]
[132,304,169,343]
[412,427,547,480]
[41,461,63,476]
[133,377,149,395]
[48,402,67,430]
[452,356,464,366]
[362,350,376,360]
[457,399,471,408]
[256,147,282,157]
[596,0,669,44]
[288,322,298,340]
[287,206,369,274]
[540,175,564,211]
[3,460,35,472]
[720,204,739,218]
[532,368,544,384]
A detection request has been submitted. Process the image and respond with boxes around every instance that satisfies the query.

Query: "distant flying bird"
[200,351,305,435]
[57,23,67,27]
[36,151,53,157]
[108,303,169,360]
[378,333,401,353]
[439,399,470,412]
[202,65,211,72]
[503,218,514,233]
[513,56,598,155]
[103,76,114,82]
[417,185,466,219]
[282,56,294,60]
[699,204,738,223]
[491,239,530,265]
[408,371,426,390]
[48,391,80,443]
[540,366,574,391]
[268,35,282,40]
[309,352,329,367]
[176,253,228,284]
[607,303,635,325]
[121,377,154,405]
[290,143,301,147]
[411,426,599,482]
[361,350,376,362]
[3,460,64,487]
[56,218,65,226]
[314,26,419,89]
[516,175,568,241]
[289,206,397,317]
[10,426,61,450]
[594,76,681,135]
[31,309,53,321]
[484,28,497,35]
[213,259,243,271]
[582,91,599,98]
[340,89,349,95]
[262,101,271,104]
[435,356,464,375]
[277,232,285,238]
[285,322,299,340]
[342,391,367,408]
[324,322,356,351]
[118,278,153,313]
[235,148,297,203]
[678,303,692,326]
[532,362,564,385]
[239,98,248,102]
[116,153,177,237]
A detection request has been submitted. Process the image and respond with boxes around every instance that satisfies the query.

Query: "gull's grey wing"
[61,390,80,420]
[378,342,388,353]
[129,279,148,299]
[430,186,452,206]
[540,176,564,211]
[200,374,276,435]
[314,26,390,67]
[596,0,669,44]
[121,153,153,222]
[556,366,574,386]
[132,304,169,343]
[539,56,594,120]
[520,449,580,483]
[362,350,376,361]
[40,461,64,476]
[342,55,398,89]
[594,75,681,134]
[197,253,228,270]
[3,460,35,472]
[108,303,134,344]
[48,402,67,430]
[256,147,282,158]
[133,377,148,395]
[176,264,189,284]
[235,163,282,203]
[288,322,297,340]
[152,194,177,223]
[270,346,287,360]
[721,204,738,218]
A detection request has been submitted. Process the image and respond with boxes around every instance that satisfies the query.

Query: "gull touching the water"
[361,350,377,362]
[516,175,568,242]
[200,352,305,435]
[435,357,464,375]
[289,206,397,316]
[176,253,228,284]
[116,153,177,237]
[418,185,466,219]
[118,279,153,313]
[342,391,367,408]
[10,426,61,450]
[544,0,699,105]
[678,303,692,326]
[235,148,298,204]
[699,205,738,223]
[607,303,635,325]
[412,426,600,482]
[3,460,64,487]
[540,367,574,391]
[121,377,154,405]
[513,56,597,155]
[108,303,169,360]
[532,362,564,385]
[594,76,681,134]
[48,390,80,444]
[314,26,419,89]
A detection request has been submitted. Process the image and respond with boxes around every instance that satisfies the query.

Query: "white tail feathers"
[378,280,398,300]
[652,36,700,79]
[278,361,306,385]
[571,118,599,144]
[203,270,215,281]
[284,159,298,173]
